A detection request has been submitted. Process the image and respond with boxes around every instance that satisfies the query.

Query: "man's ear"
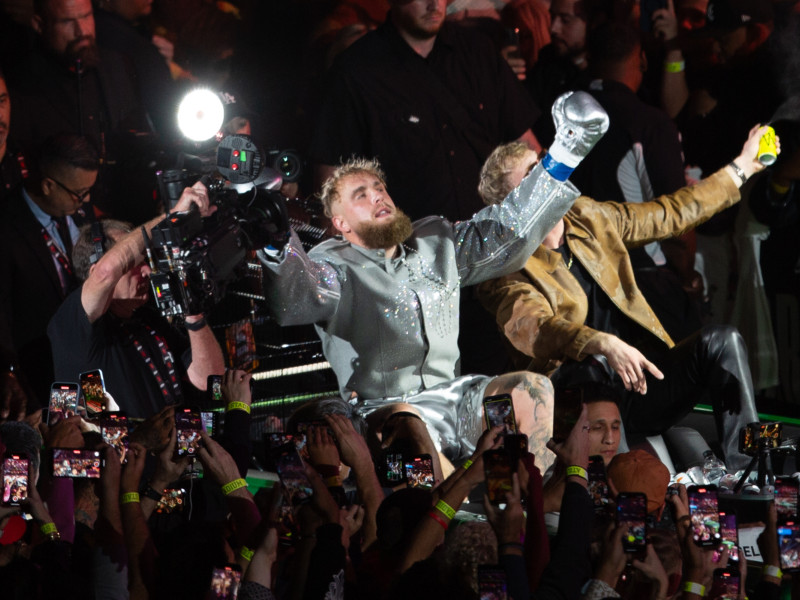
[31,14,43,36]
[331,214,350,235]
[41,177,54,197]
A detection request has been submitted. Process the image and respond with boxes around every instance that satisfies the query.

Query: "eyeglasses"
[49,177,92,203]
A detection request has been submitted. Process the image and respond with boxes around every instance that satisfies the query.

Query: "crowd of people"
[1,0,800,598]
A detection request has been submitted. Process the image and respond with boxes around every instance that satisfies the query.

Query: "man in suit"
[0,133,98,414]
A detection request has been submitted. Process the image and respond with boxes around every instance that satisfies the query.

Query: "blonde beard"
[356,210,414,249]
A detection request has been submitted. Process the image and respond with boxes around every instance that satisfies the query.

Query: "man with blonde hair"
[261,91,609,473]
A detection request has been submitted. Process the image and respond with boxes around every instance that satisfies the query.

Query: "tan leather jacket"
[476,169,740,373]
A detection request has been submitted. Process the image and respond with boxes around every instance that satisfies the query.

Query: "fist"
[550,91,610,167]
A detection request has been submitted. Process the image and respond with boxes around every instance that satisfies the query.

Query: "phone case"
[483,394,517,435]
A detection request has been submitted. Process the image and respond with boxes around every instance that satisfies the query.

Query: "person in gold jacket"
[476,125,775,470]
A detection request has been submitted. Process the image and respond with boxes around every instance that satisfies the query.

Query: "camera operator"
[47,182,225,418]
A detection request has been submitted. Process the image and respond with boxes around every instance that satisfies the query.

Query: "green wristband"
[121,492,140,504]
[435,499,456,520]
[566,465,587,480]
[240,546,254,561]
[227,401,251,414]
[40,522,58,535]
[222,478,248,496]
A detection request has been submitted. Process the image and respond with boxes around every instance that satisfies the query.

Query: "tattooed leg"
[484,371,555,472]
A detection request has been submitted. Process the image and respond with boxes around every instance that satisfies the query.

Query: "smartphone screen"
[381,449,405,486]
[209,564,242,599]
[717,512,739,563]
[48,382,80,426]
[101,413,129,464]
[778,521,800,572]
[740,422,783,456]
[2,455,29,506]
[553,386,583,442]
[588,455,610,509]
[483,394,517,435]
[52,448,103,478]
[155,487,186,514]
[617,492,647,555]
[200,411,216,437]
[405,454,434,489]
[709,568,739,600]
[175,408,203,457]
[484,448,513,505]
[477,565,508,600]
[207,375,223,402]
[688,485,722,547]
[272,443,313,505]
[775,476,799,521]
[79,369,106,415]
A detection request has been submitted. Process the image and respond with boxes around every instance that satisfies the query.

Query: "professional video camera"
[143,133,290,319]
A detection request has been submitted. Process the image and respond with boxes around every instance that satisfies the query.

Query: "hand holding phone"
[709,567,739,600]
[101,413,129,464]
[79,369,107,415]
[48,382,80,426]
[175,407,203,457]
[588,455,610,509]
[484,448,514,505]
[688,485,722,547]
[405,454,435,489]
[271,442,313,505]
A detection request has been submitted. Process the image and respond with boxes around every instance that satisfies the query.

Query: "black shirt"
[48,287,190,419]
[309,17,539,222]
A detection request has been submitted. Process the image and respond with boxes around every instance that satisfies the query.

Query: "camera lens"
[272,150,302,183]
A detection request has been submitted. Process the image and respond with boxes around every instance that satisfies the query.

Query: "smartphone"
[47,382,80,426]
[709,567,739,600]
[688,485,722,547]
[200,411,216,437]
[79,369,107,415]
[51,448,103,478]
[272,442,313,505]
[617,492,647,556]
[477,564,508,600]
[504,433,528,467]
[209,564,242,599]
[588,455,610,509]
[296,421,336,442]
[553,386,583,442]
[155,487,186,514]
[717,512,739,563]
[778,520,800,572]
[739,422,783,456]
[405,454,435,489]
[775,476,799,522]
[484,448,514,505]
[207,375,223,402]
[1,454,29,506]
[175,407,203,457]
[100,413,129,464]
[483,394,517,436]
[380,448,406,487]
[640,0,667,32]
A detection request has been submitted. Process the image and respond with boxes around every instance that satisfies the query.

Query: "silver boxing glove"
[542,91,609,181]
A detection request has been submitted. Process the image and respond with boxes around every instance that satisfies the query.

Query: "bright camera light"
[177,89,225,142]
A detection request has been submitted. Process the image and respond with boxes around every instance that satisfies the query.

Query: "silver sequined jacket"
[259,163,580,401]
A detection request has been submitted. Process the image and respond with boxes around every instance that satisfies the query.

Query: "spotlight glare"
[177,89,225,142]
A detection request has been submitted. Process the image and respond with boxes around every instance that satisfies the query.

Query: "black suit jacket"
[0,189,77,405]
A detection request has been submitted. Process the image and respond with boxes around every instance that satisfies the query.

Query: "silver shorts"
[355,374,493,461]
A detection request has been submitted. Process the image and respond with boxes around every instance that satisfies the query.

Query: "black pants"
[553,325,759,471]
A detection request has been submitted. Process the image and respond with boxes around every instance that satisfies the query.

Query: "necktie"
[54,216,73,260]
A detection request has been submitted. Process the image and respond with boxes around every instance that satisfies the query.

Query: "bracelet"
[226,401,251,414]
[681,581,706,596]
[498,542,524,553]
[664,60,685,73]
[434,499,456,520]
[427,510,450,531]
[40,522,58,536]
[763,565,783,579]
[184,317,207,331]
[728,161,748,186]
[222,478,248,496]
[121,492,140,504]
[240,546,254,562]
[566,465,588,480]
[142,484,164,502]
[462,459,474,470]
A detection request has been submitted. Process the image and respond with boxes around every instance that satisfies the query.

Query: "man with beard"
[7,0,145,217]
[262,91,609,476]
